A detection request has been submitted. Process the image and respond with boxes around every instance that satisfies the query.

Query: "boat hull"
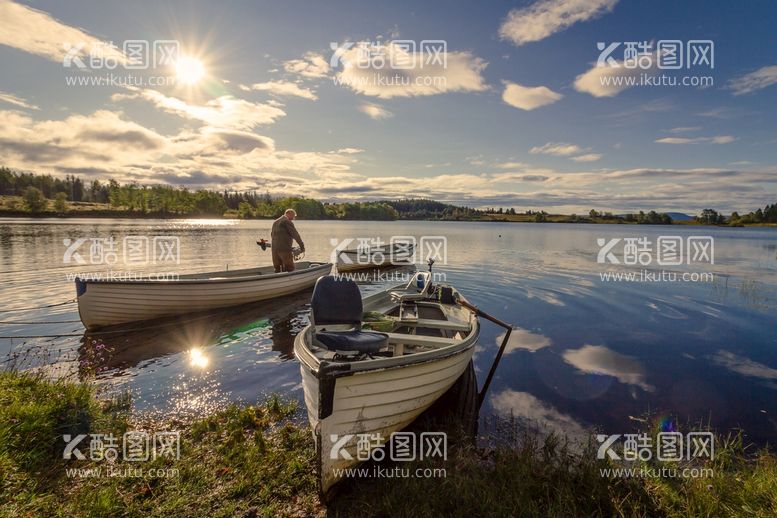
[299,347,474,494]
[76,262,332,330]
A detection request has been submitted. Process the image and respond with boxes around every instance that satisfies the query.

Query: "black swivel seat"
[310,276,389,354]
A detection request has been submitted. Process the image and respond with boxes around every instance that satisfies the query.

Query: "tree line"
[0,167,111,203]
[713,206,777,225]
[0,168,400,220]
[2,168,775,225]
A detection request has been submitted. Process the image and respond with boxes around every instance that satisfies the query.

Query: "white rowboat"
[294,272,479,496]
[336,242,415,272]
[76,261,332,330]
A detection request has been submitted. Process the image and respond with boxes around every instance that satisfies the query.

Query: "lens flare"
[659,415,677,433]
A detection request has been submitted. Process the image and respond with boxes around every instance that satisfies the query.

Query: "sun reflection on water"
[189,347,210,368]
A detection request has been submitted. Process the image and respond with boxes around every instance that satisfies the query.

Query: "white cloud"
[727,65,777,95]
[497,328,551,354]
[116,89,286,130]
[244,80,317,100]
[0,0,125,64]
[570,153,601,162]
[563,344,654,392]
[499,0,619,46]
[574,58,657,97]
[668,126,701,134]
[530,142,584,156]
[283,52,330,78]
[696,107,739,119]
[0,109,167,171]
[494,161,528,169]
[335,42,488,98]
[501,81,562,110]
[489,389,589,440]
[711,350,777,380]
[655,135,736,145]
[358,102,393,120]
[0,91,39,110]
[0,108,364,191]
[195,128,275,154]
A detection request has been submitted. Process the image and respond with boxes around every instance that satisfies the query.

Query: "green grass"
[1,372,775,517]
[332,431,777,517]
[0,371,125,505]
[0,373,321,517]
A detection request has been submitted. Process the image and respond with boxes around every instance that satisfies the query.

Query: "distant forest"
[1,167,775,225]
[0,168,482,221]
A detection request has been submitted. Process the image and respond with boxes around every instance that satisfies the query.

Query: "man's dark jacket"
[271,216,304,252]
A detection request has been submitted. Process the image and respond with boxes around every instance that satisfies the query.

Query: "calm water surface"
[1,219,776,443]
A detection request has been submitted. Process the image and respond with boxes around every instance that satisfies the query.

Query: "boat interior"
[304,272,475,363]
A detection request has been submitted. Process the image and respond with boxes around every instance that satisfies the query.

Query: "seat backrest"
[407,271,432,293]
[311,276,363,326]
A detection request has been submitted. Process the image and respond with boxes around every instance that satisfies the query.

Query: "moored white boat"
[294,272,479,496]
[336,242,415,271]
[76,261,332,330]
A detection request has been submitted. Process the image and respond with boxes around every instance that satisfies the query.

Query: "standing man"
[271,208,305,272]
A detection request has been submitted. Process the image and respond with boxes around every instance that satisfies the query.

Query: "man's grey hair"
[284,208,297,217]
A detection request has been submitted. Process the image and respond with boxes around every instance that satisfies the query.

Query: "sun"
[175,56,205,85]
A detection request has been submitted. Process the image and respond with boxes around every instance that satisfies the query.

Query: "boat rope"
[0,299,76,312]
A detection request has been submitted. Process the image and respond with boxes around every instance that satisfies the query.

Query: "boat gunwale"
[76,261,332,286]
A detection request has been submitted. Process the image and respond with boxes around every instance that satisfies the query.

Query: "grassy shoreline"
[1,372,776,517]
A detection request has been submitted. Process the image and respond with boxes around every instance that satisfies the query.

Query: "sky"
[0,0,776,214]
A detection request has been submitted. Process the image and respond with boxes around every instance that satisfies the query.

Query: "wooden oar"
[457,298,514,411]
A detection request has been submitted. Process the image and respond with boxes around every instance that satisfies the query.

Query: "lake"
[1,218,776,444]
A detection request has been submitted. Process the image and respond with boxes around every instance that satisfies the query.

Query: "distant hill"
[665,212,694,221]
[382,199,482,220]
